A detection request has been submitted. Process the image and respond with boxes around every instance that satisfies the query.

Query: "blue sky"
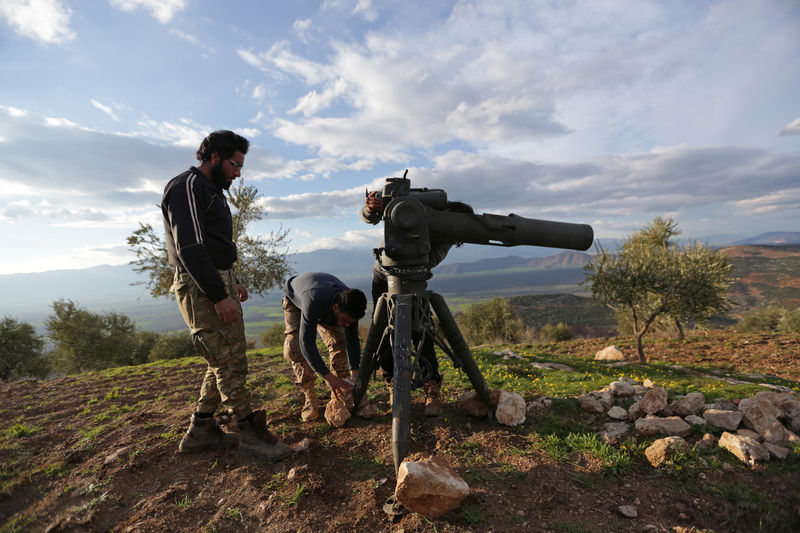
[0,0,798,276]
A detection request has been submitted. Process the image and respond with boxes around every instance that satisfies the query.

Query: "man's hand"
[237,284,249,302]
[323,372,353,400]
[213,296,242,324]
[364,191,383,213]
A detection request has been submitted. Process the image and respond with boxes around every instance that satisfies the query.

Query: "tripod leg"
[353,295,388,410]
[429,292,494,420]
[392,294,413,473]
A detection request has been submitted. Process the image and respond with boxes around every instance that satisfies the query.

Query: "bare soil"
[2,330,799,533]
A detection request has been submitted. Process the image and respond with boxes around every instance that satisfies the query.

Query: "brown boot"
[178,413,238,453]
[424,380,443,417]
[237,410,293,462]
[300,383,320,422]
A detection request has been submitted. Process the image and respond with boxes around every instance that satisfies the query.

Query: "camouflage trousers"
[173,268,251,419]
[282,297,350,386]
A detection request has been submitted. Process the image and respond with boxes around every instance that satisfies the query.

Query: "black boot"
[237,410,293,462]
[178,413,238,453]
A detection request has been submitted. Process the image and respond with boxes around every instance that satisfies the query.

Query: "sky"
[0,0,798,276]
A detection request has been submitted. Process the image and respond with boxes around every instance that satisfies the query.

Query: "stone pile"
[576,377,800,466]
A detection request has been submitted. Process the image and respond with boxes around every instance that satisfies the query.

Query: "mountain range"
[1,231,797,332]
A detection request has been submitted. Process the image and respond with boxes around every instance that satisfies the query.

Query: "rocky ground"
[1,330,799,532]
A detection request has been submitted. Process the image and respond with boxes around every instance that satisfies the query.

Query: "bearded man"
[162,130,291,462]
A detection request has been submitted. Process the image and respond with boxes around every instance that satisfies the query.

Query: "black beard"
[210,161,230,190]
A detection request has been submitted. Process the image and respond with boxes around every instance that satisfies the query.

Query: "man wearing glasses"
[162,130,292,462]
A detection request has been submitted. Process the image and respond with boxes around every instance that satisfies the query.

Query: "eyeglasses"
[228,159,243,170]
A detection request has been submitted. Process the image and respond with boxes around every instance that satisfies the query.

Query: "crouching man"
[282,272,370,421]
[163,129,291,462]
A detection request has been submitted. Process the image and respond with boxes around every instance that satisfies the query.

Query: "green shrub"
[455,297,525,345]
[260,323,285,348]
[734,307,800,334]
[147,331,195,361]
[538,322,574,343]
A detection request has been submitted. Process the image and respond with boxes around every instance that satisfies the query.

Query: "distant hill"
[436,251,590,275]
[507,293,615,335]
[730,232,800,246]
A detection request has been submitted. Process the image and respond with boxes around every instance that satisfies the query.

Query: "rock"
[525,397,552,418]
[292,438,313,453]
[595,345,626,361]
[608,406,628,420]
[495,349,524,360]
[694,433,717,451]
[324,396,351,428]
[741,405,799,445]
[628,400,646,422]
[355,403,379,418]
[609,380,635,396]
[103,445,131,465]
[634,416,691,437]
[578,393,605,413]
[642,378,655,388]
[495,390,526,426]
[639,387,668,415]
[718,432,770,466]
[670,392,706,416]
[618,505,638,518]
[645,436,689,467]
[287,464,308,481]
[703,409,743,431]
[395,456,469,518]
[764,442,790,459]
[736,429,762,441]
[685,414,706,427]
[705,398,738,411]
[456,390,500,417]
[598,422,631,443]
[530,362,574,372]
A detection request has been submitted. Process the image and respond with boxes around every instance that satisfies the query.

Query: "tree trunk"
[674,318,685,340]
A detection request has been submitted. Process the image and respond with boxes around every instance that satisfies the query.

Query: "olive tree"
[0,316,47,382]
[127,180,293,299]
[585,217,732,362]
[45,300,138,373]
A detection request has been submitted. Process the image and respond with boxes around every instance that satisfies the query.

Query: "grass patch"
[1,417,39,439]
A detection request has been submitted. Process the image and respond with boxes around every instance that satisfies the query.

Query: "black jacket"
[161,167,236,303]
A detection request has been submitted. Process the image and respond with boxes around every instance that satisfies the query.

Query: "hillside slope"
[2,331,799,532]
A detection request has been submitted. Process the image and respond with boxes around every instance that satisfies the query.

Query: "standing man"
[163,130,291,462]
[360,192,473,416]
[282,272,368,421]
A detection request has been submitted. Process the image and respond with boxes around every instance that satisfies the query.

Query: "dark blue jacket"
[283,272,361,376]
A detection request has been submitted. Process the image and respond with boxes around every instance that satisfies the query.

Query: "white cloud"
[0,0,75,43]
[44,116,79,128]
[780,117,800,136]
[91,99,120,121]
[134,117,210,147]
[353,0,377,22]
[109,0,187,24]
[296,227,382,252]
[169,27,199,44]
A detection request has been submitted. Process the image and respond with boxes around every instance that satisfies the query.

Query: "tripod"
[352,265,494,473]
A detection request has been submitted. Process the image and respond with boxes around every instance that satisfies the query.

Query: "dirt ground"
[1,330,799,533]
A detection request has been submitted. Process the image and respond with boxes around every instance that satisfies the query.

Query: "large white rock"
[595,345,626,361]
[639,387,668,415]
[645,436,689,467]
[395,456,469,518]
[718,431,769,466]
[324,397,351,428]
[495,390,526,426]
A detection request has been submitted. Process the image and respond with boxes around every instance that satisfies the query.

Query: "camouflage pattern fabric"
[173,268,251,419]
[282,297,350,385]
